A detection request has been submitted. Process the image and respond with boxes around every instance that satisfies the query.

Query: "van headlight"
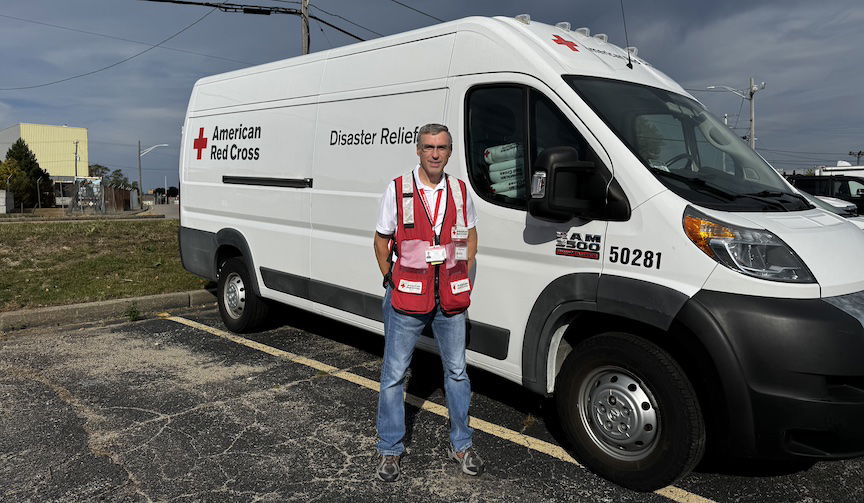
[683,206,814,283]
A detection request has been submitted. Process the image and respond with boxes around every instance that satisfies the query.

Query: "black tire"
[556,332,705,492]
[217,257,269,333]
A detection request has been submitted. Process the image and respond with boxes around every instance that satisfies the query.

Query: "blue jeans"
[376,287,474,456]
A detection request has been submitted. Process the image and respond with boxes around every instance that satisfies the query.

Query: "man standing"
[373,123,482,482]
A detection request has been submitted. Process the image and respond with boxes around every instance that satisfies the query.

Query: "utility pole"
[747,77,763,150]
[141,1,365,55]
[301,0,310,55]
[850,150,864,165]
[74,140,79,178]
[707,77,765,150]
[36,176,42,209]
[138,143,169,207]
[138,140,143,199]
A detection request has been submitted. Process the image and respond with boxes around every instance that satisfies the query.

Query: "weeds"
[0,220,207,312]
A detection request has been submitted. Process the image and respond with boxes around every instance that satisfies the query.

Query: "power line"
[272,0,382,37]
[0,13,253,65]
[307,2,384,37]
[764,160,828,165]
[764,152,837,162]
[141,0,366,42]
[386,0,444,22]
[684,88,739,93]
[0,9,217,91]
[315,19,334,48]
[759,147,849,156]
[732,96,745,131]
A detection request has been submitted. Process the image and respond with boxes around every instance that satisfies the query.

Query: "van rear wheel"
[217,257,269,333]
[556,332,705,492]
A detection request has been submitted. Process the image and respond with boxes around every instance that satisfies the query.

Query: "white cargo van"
[178,15,864,491]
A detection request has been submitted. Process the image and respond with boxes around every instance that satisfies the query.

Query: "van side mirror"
[528,147,606,222]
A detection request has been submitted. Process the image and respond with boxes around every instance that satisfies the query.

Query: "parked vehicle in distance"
[787,174,864,213]
[797,190,863,229]
[797,190,858,217]
[815,195,858,216]
[178,15,864,492]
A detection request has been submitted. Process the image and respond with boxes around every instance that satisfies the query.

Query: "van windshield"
[565,76,811,212]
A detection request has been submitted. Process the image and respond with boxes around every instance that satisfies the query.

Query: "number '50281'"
[608,246,662,269]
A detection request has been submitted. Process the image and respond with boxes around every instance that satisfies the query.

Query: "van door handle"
[222,176,313,188]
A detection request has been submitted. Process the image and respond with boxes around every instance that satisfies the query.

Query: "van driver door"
[443,73,614,377]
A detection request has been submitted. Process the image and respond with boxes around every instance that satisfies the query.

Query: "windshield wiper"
[741,190,813,210]
[649,169,801,211]
[648,168,736,201]
[733,193,789,212]
[750,190,812,206]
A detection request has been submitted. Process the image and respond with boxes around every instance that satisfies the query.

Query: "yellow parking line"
[159,313,718,503]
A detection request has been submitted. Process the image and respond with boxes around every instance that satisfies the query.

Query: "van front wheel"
[556,332,705,492]
[217,257,268,333]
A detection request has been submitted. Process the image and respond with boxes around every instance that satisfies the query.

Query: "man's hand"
[374,232,393,281]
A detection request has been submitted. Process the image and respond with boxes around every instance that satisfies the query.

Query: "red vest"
[391,171,471,315]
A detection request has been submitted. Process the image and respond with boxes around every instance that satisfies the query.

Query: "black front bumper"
[678,289,864,459]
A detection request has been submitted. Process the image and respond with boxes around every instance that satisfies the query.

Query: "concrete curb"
[0,289,217,332]
[0,214,165,224]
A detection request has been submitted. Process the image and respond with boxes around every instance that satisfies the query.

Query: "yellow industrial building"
[0,123,90,205]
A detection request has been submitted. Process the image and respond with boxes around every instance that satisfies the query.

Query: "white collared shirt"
[376,165,477,236]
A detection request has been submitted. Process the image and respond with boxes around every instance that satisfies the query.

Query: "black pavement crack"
[1,365,156,503]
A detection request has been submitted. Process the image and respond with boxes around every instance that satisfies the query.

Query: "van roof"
[195,15,689,99]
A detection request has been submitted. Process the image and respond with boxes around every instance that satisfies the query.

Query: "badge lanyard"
[419,185,444,239]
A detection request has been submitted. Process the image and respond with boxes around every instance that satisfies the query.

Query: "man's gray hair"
[416,123,452,149]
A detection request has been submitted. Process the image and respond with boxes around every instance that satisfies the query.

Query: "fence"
[67,178,132,214]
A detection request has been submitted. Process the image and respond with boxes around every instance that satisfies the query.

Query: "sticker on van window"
[555,232,601,260]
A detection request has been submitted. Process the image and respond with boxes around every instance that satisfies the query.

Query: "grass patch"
[0,220,209,312]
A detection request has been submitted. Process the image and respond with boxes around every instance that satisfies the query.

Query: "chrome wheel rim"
[578,365,659,461]
[223,272,246,319]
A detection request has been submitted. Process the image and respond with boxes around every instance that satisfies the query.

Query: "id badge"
[450,278,471,295]
[455,246,468,261]
[425,245,447,265]
[451,226,469,241]
[397,279,423,295]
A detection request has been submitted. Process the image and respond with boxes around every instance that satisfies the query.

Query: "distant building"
[0,189,13,214]
[0,123,90,206]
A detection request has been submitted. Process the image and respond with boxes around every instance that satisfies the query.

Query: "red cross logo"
[552,35,579,52]
[193,127,208,160]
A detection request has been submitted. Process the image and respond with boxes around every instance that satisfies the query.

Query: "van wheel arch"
[214,228,260,296]
[548,311,668,393]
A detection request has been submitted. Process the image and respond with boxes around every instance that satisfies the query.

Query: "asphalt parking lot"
[1,306,862,502]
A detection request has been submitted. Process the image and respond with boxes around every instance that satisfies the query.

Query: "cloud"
[0,0,861,188]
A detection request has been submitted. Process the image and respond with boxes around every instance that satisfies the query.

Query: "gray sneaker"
[448,446,484,476]
[377,454,401,482]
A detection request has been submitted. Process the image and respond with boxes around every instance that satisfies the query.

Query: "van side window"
[466,86,528,208]
[466,86,605,209]
[529,91,605,178]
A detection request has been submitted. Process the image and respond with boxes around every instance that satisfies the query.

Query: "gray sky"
[0,0,861,191]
